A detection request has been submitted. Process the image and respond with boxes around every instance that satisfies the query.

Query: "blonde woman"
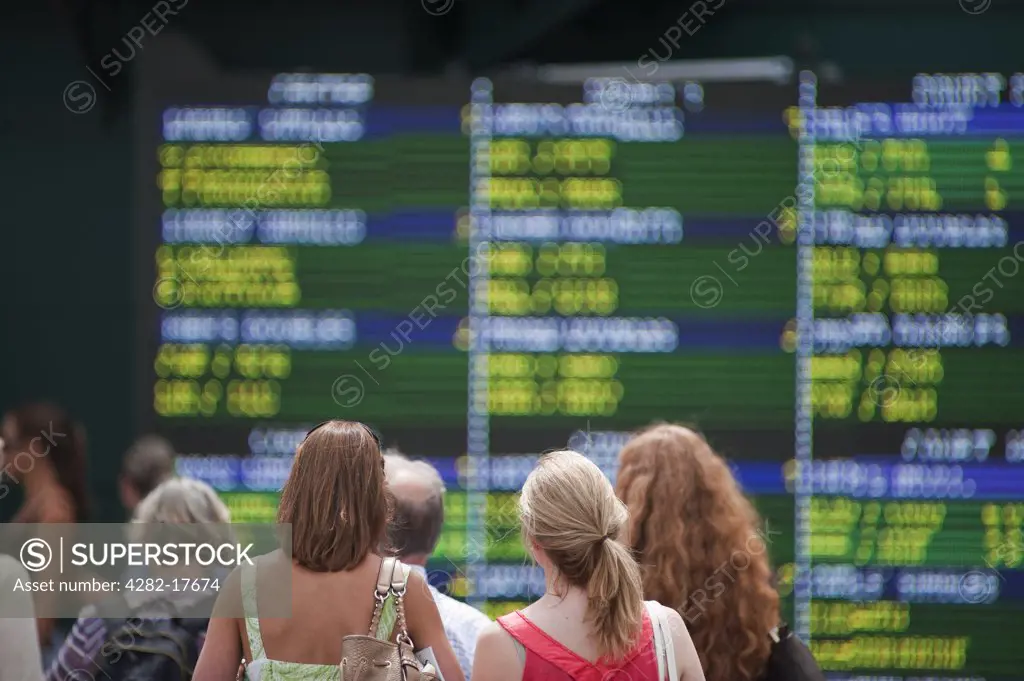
[473,450,705,681]
[47,477,230,681]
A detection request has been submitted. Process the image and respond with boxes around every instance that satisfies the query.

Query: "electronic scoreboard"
[137,41,1024,678]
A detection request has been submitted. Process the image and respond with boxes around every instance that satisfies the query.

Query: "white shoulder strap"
[645,602,667,681]
[661,608,678,681]
[644,601,679,681]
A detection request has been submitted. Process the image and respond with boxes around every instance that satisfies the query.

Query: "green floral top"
[241,563,397,680]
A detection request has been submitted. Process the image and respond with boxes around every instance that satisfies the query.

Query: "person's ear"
[528,539,545,565]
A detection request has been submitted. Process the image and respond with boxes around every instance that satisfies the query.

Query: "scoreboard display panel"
[135,39,1024,678]
[137,48,798,622]
[797,72,1024,680]
[137,61,473,524]
[461,75,798,617]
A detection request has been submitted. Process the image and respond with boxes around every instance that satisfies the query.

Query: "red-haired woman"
[616,424,781,681]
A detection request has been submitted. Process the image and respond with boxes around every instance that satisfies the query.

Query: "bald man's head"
[383,451,446,562]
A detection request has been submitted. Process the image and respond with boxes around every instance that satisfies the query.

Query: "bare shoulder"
[477,621,506,640]
[402,567,433,606]
[399,565,446,633]
[476,621,517,658]
[660,604,687,634]
[472,621,523,681]
[404,563,427,589]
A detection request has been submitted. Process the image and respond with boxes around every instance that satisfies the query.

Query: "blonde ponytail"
[586,534,645,661]
[520,450,645,662]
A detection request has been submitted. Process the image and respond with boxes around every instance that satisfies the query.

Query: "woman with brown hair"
[1,402,91,664]
[1,402,90,525]
[616,424,781,681]
[473,450,705,681]
[194,420,464,681]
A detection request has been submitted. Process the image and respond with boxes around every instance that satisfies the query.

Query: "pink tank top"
[496,609,659,681]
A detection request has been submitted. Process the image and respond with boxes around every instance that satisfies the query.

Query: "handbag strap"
[660,607,678,681]
[644,601,679,681]
[644,602,667,681]
[368,557,398,637]
[390,561,413,647]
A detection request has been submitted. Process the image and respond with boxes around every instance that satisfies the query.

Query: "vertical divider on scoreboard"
[466,78,494,609]
[794,70,818,641]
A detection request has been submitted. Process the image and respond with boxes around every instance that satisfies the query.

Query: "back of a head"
[616,424,779,681]
[133,477,230,524]
[278,420,389,572]
[383,451,446,559]
[520,449,644,662]
[3,402,91,522]
[130,476,233,548]
[123,434,177,500]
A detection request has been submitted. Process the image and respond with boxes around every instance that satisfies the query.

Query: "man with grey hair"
[384,450,490,681]
[119,434,177,516]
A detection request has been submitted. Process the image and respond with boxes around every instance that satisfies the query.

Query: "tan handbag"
[340,557,438,681]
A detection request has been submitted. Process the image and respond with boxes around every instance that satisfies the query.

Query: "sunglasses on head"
[303,420,383,449]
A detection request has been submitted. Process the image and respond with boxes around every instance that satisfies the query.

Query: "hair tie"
[598,533,613,546]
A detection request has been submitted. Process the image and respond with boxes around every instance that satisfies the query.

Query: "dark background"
[1,0,1022,522]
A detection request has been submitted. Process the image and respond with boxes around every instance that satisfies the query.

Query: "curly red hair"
[615,423,779,681]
